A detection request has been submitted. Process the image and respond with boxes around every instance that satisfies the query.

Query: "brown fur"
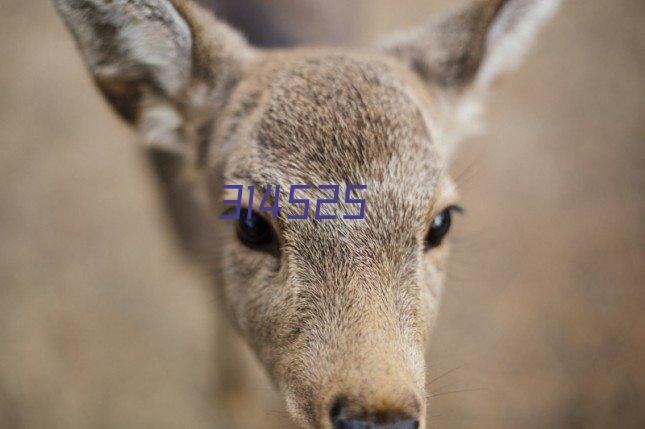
[52,0,560,427]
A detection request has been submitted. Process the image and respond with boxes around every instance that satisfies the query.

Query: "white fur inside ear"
[139,95,186,155]
[432,88,487,159]
[453,92,486,140]
[476,0,561,89]
[117,12,192,98]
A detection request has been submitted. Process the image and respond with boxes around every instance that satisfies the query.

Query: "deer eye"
[237,209,275,249]
[425,205,462,250]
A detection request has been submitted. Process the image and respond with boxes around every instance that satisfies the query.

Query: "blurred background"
[0,0,643,428]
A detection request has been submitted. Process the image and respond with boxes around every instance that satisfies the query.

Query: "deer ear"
[381,0,560,139]
[53,0,251,155]
[382,0,560,89]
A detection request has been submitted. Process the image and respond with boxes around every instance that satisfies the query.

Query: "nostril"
[395,421,420,429]
[330,397,353,429]
[330,397,420,429]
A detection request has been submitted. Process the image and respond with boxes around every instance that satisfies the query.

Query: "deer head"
[53,0,560,427]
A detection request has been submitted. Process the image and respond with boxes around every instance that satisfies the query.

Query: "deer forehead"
[214,50,448,212]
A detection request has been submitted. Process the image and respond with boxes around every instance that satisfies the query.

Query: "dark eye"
[236,208,275,250]
[425,205,462,250]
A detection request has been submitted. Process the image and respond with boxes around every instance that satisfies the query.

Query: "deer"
[52,0,560,428]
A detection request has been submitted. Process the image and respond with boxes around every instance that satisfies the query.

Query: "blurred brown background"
[1,0,643,428]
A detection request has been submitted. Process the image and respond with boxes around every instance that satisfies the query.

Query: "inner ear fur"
[381,0,561,91]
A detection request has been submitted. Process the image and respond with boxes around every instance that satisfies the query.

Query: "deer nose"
[330,397,420,429]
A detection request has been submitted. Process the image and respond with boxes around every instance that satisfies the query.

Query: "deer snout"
[329,396,420,429]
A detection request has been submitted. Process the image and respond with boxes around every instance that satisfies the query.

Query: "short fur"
[52,0,560,427]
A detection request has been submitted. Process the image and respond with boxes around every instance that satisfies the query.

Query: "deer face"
[212,52,454,426]
[53,1,559,427]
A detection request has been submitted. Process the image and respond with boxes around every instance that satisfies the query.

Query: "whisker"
[451,156,481,192]
[427,364,464,386]
[428,387,487,398]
